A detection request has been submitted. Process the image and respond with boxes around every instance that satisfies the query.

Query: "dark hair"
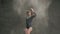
[26,10,33,15]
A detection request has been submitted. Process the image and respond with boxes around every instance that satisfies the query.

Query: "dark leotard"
[26,12,36,29]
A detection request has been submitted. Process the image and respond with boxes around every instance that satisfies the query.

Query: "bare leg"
[24,27,32,34]
[27,27,32,34]
[24,28,28,34]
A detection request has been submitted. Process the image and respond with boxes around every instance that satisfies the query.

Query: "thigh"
[29,27,32,32]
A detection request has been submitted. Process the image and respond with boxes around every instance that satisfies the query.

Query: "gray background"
[0,0,60,34]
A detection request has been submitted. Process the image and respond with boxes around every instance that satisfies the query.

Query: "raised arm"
[31,8,36,18]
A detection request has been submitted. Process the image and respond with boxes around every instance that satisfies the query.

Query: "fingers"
[31,8,34,12]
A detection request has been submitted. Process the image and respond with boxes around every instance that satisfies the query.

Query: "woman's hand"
[31,8,34,12]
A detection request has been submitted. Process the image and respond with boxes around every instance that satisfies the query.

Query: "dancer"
[24,8,36,34]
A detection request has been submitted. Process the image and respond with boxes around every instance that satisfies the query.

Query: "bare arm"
[31,11,36,17]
